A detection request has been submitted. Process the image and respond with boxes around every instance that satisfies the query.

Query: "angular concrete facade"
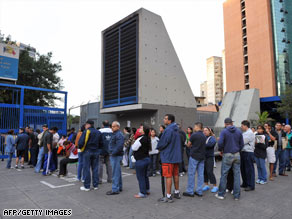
[215,89,260,128]
[100,8,199,130]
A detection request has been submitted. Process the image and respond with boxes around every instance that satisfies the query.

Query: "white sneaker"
[93,187,99,190]
[80,186,90,191]
[81,180,85,183]
[215,194,225,200]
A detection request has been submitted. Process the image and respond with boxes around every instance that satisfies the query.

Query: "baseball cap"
[224,118,234,124]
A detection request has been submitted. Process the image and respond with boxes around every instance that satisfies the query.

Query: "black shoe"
[194,192,203,197]
[158,196,174,203]
[286,168,291,172]
[183,192,194,197]
[173,192,181,199]
[244,187,254,192]
[240,184,247,188]
[106,191,119,195]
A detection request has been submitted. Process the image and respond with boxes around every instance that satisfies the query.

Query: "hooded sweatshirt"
[218,126,244,154]
[156,122,182,163]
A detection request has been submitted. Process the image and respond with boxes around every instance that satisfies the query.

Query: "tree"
[251,111,274,127]
[17,50,63,106]
[277,86,292,121]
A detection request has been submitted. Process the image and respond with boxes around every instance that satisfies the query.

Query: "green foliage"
[251,111,274,127]
[277,86,292,120]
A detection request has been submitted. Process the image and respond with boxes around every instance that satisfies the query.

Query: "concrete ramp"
[215,89,260,128]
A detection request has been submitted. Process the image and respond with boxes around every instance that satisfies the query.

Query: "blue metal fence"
[0,83,67,159]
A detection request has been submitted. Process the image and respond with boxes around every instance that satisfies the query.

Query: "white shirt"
[132,137,143,151]
[149,137,159,155]
[53,133,60,144]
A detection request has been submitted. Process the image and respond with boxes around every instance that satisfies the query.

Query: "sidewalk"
[0,159,291,219]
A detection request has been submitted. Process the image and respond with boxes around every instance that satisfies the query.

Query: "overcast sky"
[0,0,225,115]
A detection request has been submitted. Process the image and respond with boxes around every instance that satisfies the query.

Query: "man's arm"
[218,131,225,151]
[156,130,172,151]
[112,133,124,155]
[78,131,86,149]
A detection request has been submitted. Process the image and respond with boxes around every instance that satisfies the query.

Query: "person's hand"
[217,137,220,141]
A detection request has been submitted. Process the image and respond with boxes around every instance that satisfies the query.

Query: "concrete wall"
[215,89,260,128]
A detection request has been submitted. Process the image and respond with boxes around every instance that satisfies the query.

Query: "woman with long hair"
[202,127,218,193]
[132,126,151,198]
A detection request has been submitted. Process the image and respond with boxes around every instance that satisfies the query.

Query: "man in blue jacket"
[157,114,182,203]
[15,128,29,169]
[98,120,113,184]
[215,118,244,201]
[106,121,124,195]
[78,120,103,191]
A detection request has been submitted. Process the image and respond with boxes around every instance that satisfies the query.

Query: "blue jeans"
[43,152,55,175]
[186,157,205,195]
[135,157,150,196]
[77,152,84,181]
[6,152,13,168]
[218,153,241,199]
[148,154,158,176]
[285,149,292,169]
[83,150,99,189]
[110,156,123,193]
[129,148,135,169]
[35,147,44,173]
[254,156,267,182]
[273,149,286,174]
[240,152,255,189]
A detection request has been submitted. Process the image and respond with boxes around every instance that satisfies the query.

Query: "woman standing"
[254,125,268,185]
[5,130,15,169]
[185,127,193,160]
[148,129,159,177]
[122,127,131,167]
[132,126,151,198]
[202,127,218,193]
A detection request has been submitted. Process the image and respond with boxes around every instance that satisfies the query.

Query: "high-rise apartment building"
[206,56,224,104]
[223,0,291,97]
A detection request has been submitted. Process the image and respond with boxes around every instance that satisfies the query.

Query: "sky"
[0,0,225,115]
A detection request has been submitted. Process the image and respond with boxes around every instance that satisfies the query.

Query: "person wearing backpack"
[58,141,78,177]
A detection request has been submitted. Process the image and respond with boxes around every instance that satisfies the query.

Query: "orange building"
[223,0,292,98]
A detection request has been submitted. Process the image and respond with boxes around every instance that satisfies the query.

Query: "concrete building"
[16,42,36,58]
[206,56,223,105]
[200,81,207,100]
[99,8,219,130]
[223,0,292,97]
[222,49,227,94]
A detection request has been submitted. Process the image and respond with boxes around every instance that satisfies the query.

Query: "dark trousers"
[52,148,58,170]
[59,157,78,175]
[227,168,234,191]
[204,156,216,184]
[30,147,39,166]
[135,157,150,195]
[240,151,255,189]
[24,147,29,162]
[148,154,158,176]
[83,150,99,189]
[179,147,187,173]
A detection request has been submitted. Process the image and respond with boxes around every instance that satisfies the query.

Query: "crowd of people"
[1,114,292,202]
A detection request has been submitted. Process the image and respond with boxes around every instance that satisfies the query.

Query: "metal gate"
[0,83,67,159]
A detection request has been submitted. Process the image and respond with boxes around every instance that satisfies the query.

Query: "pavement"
[0,158,292,219]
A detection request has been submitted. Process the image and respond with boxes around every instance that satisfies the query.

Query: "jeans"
[43,152,55,175]
[6,152,13,168]
[240,152,255,189]
[186,157,205,195]
[254,156,267,182]
[218,153,241,199]
[148,154,158,176]
[129,147,135,169]
[135,157,150,196]
[77,152,84,181]
[99,154,112,183]
[204,156,216,185]
[35,147,44,173]
[273,149,286,174]
[83,150,99,189]
[110,155,123,193]
[59,158,78,175]
[285,148,292,169]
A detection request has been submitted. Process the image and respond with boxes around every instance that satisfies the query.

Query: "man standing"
[240,120,255,191]
[78,120,103,191]
[15,128,30,169]
[284,125,292,171]
[183,122,206,198]
[157,114,182,203]
[99,120,113,184]
[272,122,287,176]
[106,121,124,195]
[35,124,48,173]
[215,118,244,200]
[28,128,39,168]
[42,127,55,176]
